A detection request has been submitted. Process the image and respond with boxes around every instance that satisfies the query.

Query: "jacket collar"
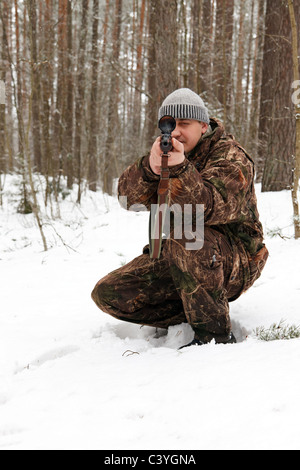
[187,117,226,162]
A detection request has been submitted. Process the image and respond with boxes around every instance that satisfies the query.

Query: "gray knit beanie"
[158,88,210,124]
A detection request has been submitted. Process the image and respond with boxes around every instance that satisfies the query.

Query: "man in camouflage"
[91,88,269,348]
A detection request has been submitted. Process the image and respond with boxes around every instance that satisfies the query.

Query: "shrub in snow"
[254,320,300,341]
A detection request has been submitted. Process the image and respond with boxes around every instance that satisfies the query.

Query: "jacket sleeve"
[168,143,254,226]
[117,155,159,211]
[118,152,194,211]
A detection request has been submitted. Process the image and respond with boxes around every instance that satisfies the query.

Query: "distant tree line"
[0,0,299,205]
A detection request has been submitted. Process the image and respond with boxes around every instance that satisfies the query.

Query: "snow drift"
[0,175,300,450]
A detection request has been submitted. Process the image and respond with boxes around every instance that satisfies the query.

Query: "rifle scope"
[159,115,176,153]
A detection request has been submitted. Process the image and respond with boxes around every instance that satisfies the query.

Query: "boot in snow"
[179,332,236,350]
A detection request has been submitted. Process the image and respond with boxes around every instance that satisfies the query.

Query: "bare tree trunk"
[214,0,234,126]
[188,0,201,92]
[64,0,74,189]
[145,1,156,147]
[179,0,188,88]
[249,0,266,179]
[26,0,42,173]
[260,0,294,191]
[53,0,67,183]
[1,1,13,172]
[243,0,255,148]
[0,0,7,175]
[13,0,25,170]
[146,0,178,148]
[87,0,99,192]
[235,1,245,131]
[288,0,300,239]
[199,0,213,96]
[75,0,89,204]
[41,0,57,208]
[130,0,146,151]
[102,0,123,196]
[1,1,48,249]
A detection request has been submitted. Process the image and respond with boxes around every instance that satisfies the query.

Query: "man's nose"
[172,124,181,138]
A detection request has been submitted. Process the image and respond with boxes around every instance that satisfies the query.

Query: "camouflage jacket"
[118,117,266,260]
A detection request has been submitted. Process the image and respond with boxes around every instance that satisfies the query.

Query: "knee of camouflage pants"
[162,227,243,337]
[91,276,110,313]
[91,269,138,316]
[91,229,244,338]
[91,254,186,328]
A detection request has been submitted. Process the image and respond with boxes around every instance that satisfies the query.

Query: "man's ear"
[201,122,209,134]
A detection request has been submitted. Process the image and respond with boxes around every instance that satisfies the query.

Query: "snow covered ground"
[0,175,300,450]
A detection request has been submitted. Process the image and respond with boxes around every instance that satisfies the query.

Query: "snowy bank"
[0,175,300,450]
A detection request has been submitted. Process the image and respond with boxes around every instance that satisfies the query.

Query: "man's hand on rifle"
[149,137,185,175]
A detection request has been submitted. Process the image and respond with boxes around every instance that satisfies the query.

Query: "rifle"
[149,115,176,259]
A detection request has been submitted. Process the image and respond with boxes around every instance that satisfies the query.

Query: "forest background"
[0,0,300,243]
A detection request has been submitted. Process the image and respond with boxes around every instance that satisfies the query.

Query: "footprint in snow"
[14,345,80,374]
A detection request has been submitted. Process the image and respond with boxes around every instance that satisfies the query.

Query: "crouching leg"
[163,228,245,343]
[91,252,186,329]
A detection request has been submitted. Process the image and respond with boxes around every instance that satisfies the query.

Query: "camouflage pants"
[91,227,251,337]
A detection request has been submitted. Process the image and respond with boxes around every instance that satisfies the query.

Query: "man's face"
[172,119,208,153]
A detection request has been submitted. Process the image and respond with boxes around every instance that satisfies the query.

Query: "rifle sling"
[149,153,170,260]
